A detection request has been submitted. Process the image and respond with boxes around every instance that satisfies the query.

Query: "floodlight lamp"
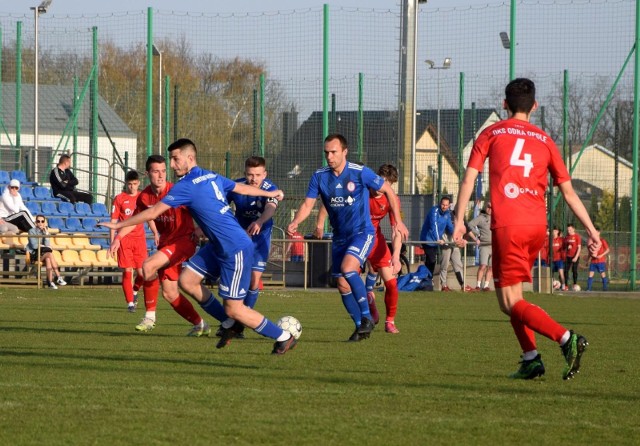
[152,44,161,56]
[37,0,52,13]
[500,32,511,49]
[425,59,435,69]
[443,58,452,69]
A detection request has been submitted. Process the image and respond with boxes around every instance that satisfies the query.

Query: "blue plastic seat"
[82,218,98,232]
[91,237,110,249]
[47,217,66,231]
[75,202,92,216]
[57,201,75,217]
[0,171,10,185]
[19,186,35,201]
[91,202,109,217]
[34,186,53,200]
[26,201,41,216]
[65,217,83,232]
[10,170,35,185]
[41,201,64,217]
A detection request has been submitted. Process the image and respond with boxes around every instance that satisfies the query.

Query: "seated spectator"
[0,179,35,232]
[49,154,93,204]
[0,217,19,235]
[27,214,67,289]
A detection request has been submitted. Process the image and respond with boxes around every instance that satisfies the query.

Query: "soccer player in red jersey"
[363,164,402,334]
[110,170,147,313]
[586,227,609,291]
[551,227,567,290]
[453,78,601,380]
[564,223,582,289]
[108,155,210,336]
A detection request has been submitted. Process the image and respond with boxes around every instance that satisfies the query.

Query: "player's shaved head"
[167,138,197,155]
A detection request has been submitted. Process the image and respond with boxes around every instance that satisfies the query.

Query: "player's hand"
[312,226,323,239]
[286,222,298,237]
[97,221,117,230]
[246,221,261,236]
[395,221,409,241]
[108,239,119,258]
[391,256,402,275]
[452,222,467,248]
[193,227,205,242]
[272,190,285,201]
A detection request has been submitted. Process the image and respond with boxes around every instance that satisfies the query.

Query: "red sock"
[122,270,134,304]
[169,294,203,325]
[511,299,566,343]
[133,273,144,292]
[143,278,160,312]
[510,317,537,352]
[384,278,399,321]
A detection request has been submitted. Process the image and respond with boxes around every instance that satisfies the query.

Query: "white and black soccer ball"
[277,315,302,340]
[553,280,561,290]
[572,284,581,292]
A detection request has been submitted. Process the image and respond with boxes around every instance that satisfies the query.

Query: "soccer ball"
[572,284,581,292]
[553,280,561,290]
[276,316,302,340]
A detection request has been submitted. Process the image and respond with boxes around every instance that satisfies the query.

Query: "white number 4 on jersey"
[510,138,533,177]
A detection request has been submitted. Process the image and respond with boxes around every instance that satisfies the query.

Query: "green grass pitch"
[1,287,638,445]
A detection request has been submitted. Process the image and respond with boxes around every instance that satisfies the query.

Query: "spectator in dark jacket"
[49,154,93,204]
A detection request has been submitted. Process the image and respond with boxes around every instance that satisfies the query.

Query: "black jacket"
[49,166,79,195]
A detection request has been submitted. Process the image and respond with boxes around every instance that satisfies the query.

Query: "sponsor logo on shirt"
[336,183,343,189]
[329,196,355,207]
[504,183,539,199]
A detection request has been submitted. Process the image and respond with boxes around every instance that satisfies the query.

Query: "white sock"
[560,330,571,345]
[276,331,292,342]
[476,281,481,288]
[222,318,235,329]
[145,311,156,321]
[523,350,538,361]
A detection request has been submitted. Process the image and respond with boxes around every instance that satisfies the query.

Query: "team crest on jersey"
[346,181,355,192]
[124,209,132,216]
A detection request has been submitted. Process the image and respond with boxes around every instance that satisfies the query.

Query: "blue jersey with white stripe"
[306,162,384,240]
[161,166,251,257]
[227,177,279,232]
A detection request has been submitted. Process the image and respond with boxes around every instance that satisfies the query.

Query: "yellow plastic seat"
[96,249,118,267]
[61,249,92,267]
[52,249,71,267]
[0,237,11,250]
[78,249,99,266]
[71,233,101,251]
[51,235,74,250]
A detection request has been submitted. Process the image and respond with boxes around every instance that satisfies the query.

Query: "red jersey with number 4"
[137,182,194,247]
[111,191,145,239]
[369,192,399,232]
[468,118,571,229]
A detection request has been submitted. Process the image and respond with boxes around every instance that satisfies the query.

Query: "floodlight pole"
[30,0,51,181]
[152,44,162,155]
[427,58,451,199]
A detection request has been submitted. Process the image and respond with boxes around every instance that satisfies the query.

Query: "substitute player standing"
[288,134,408,341]
[564,223,582,290]
[453,78,600,380]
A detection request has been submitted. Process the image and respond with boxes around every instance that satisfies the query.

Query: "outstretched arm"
[558,181,600,255]
[99,202,170,231]
[233,183,284,201]
[287,197,317,237]
[379,181,409,241]
[453,167,479,245]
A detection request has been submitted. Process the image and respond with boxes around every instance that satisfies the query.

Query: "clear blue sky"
[4,0,496,15]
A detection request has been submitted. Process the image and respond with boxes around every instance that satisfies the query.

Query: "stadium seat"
[0,170,10,185]
[96,249,118,267]
[50,235,74,250]
[19,186,35,201]
[82,218,98,232]
[78,249,100,266]
[61,249,92,267]
[41,202,63,217]
[10,170,28,183]
[33,186,53,201]
[26,201,41,216]
[58,202,76,217]
[90,237,110,250]
[0,237,12,249]
[71,234,101,251]
[1,235,24,249]
[52,250,70,267]
[65,217,83,232]
[91,202,109,217]
[75,202,92,216]
[47,217,65,231]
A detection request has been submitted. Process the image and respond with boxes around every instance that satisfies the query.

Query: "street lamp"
[31,0,51,181]
[426,57,451,200]
[152,44,162,154]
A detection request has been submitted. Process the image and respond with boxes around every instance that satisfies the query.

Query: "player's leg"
[132,241,157,332]
[450,247,468,290]
[378,266,399,333]
[365,232,388,325]
[341,233,375,336]
[439,246,451,291]
[244,234,270,310]
[423,244,437,284]
[586,266,595,291]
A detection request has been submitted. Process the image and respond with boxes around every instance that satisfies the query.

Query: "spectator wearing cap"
[49,154,93,204]
[0,179,35,232]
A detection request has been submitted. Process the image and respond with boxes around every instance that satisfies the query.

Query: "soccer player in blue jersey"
[287,133,409,341]
[222,156,279,337]
[102,139,297,355]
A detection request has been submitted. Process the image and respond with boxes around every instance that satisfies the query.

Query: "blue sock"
[365,273,377,292]
[341,292,361,327]
[603,277,609,291]
[199,294,227,322]
[244,288,259,309]
[343,271,371,319]
[587,277,593,291]
[254,317,284,340]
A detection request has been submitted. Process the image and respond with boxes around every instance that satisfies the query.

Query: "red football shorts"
[117,236,147,269]
[157,237,197,282]
[492,225,546,288]
[367,230,392,271]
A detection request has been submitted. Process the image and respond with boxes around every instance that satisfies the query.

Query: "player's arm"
[246,201,277,236]
[557,181,600,255]
[232,182,284,201]
[378,181,408,241]
[147,220,160,246]
[313,204,328,239]
[390,225,403,274]
[287,197,316,237]
[99,202,170,231]
[453,166,480,246]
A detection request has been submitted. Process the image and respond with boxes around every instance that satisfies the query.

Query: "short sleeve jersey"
[590,238,608,263]
[227,177,279,232]
[137,182,195,247]
[369,192,399,232]
[552,236,564,261]
[161,166,251,257]
[306,162,384,240]
[111,191,145,239]
[565,232,582,258]
[467,118,571,229]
